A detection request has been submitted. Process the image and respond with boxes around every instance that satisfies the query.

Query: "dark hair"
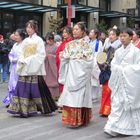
[85,28,89,35]
[108,28,120,36]
[26,20,38,33]
[15,29,26,40]
[75,21,86,32]
[92,28,99,39]
[133,29,140,36]
[120,28,133,36]
[63,26,72,35]
[45,32,54,40]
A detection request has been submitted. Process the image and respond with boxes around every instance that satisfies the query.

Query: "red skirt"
[99,81,111,116]
[62,106,92,127]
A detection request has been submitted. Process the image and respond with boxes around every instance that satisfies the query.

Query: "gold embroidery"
[8,96,44,115]
[62,39,93,60]
[103,105,111,116]
[62,106,92,127]
[24,42,37,58]
[18,76,38,83]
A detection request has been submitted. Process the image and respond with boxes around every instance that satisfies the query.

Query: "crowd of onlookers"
[0,33,15,83]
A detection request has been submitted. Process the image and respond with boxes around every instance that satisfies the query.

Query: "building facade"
[0,0,57,37]
[58,0,139,31]
[58,0,100,30]
[110,0,137,28]
[0,0,139,38]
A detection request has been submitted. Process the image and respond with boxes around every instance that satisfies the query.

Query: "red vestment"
[56,38,72,93]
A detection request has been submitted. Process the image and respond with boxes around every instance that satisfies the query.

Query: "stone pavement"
[0,83,139,140]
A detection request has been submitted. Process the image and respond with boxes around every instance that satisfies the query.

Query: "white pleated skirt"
[104,92,140,135]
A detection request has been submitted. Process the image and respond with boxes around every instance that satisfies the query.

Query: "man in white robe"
[104,28,140,136]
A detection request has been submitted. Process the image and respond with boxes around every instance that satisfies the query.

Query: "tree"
[48,16,63,33]
[95,20,108,32]
[127,17,135,28]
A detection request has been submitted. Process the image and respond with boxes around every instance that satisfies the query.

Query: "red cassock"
[56,38,72,93]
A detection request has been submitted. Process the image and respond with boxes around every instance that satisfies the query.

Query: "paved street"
[0,83,139,140]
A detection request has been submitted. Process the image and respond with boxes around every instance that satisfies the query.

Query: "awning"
[132,16,140,22]
[58,4,103,13]
[0,0,58,13]
[100,11,130,18]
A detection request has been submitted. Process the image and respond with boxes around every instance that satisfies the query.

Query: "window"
[3,21,12,29]
[78,0,86,5]
[127,9,135,16]
[15,0,42,5]
[60,0,86,4]
[0,11,42,37]
[99,0,110,11]
[58,0,63,5]
[3,13,13,19]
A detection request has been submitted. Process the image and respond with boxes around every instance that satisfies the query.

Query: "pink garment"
[44,44,60,100]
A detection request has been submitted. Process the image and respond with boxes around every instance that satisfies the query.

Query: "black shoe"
[6,105,10,108]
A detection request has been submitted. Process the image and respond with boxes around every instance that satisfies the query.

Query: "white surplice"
[89,39,103,100]
[104,43,140,135]
[103,38,122,51]
[16,33,46,76]
[58,39,93,108]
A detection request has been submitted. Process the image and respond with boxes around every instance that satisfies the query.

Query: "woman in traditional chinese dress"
[132,29,140,49]
[44,33,59,101]
[89,29,103,102]
[56,26,72,94]
[99,27,121,116]
[58,22,93,127]
[8,20,57,117]
[3,29,26,107]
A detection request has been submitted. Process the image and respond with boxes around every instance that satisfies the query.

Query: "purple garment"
[7,76,57,117]
[3,52,18,105]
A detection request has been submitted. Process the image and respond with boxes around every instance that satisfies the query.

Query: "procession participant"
[89,28,103,102]
[58,22,93,127]
[3,29,26,107]
[132,29,140,48]
[99,27,121,116]
[56,26,72,94]
[104,27,140,136]
[8,20,57,117]
[44,33,59,101]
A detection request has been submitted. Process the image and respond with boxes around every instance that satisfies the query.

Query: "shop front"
[0,0,57,37]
